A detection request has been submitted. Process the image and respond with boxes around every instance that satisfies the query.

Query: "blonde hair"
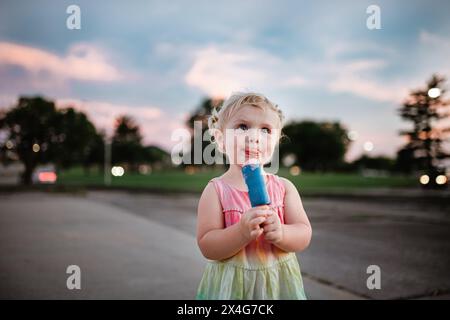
[208,92,284,134]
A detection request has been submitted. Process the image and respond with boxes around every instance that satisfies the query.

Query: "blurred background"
[0,0,449,300]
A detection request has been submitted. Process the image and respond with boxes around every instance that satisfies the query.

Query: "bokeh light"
[6,140,14,149]
[38,172,57,183]
[419,175,429,185]
[436,175,447,185]
[185,166,196,175]
[111,166,124,177]
[289,165,301,176]
[363,141,374,152]
[282,154,296,167]
[428,88,441,98]
[348,130,358,141]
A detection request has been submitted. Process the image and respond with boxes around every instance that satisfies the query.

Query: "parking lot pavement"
[1,190,449,299]
[0,192,204,299]
[86,190,450,300]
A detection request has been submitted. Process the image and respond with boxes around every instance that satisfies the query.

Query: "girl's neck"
[226,164,245,183]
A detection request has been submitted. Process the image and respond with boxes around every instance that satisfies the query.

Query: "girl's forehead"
[228,104,280,126]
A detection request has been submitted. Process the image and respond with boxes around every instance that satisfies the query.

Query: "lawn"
[57,167,418,194]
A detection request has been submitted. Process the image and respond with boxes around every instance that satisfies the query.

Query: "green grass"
[57,167,418,194]
[279,171,416,189]
[58,167,220,192]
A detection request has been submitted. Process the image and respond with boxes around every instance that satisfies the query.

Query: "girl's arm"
[196,182,249,260]
[272,177,312,253]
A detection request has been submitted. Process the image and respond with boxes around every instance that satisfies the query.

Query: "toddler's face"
[218,104,281,166]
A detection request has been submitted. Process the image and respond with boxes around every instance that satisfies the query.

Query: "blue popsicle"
[242,159,271,207]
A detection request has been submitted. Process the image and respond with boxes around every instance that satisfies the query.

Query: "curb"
[0,184,449,204]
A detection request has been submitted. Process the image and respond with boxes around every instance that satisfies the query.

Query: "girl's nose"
[247,128,260,143]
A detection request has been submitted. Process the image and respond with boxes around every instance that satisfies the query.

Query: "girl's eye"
[261,127,272,134]
[236,124,248,131]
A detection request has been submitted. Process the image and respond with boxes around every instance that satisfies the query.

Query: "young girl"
[196,92,312,300]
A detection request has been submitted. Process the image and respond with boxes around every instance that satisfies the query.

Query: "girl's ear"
[213,129,225,154]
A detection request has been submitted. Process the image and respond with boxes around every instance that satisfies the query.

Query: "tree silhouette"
[111,115,144,172]
[184,97,224,166]
[82,130,105,173]
[280,120,350,172]
[351,155,395,172]
[54,107,102,170]
[397,74,450,174]
[0,96,100,184]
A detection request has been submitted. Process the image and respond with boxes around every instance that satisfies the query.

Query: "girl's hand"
[262,209,283,244]
[239,205,272,242]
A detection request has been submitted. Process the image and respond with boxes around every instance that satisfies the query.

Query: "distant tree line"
[0,96,170,184]
[183,75,449,175]
[1,75,448,184]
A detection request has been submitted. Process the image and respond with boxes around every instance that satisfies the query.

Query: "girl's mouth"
[244,149,260,159]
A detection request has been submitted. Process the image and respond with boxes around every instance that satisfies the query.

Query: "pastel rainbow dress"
[196,173,307,300]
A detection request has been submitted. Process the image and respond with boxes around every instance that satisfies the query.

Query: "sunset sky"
[1,0,449,161]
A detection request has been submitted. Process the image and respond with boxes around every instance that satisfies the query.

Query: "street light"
[104,136,112,186]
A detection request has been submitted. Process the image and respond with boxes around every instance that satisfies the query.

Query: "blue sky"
[0,0,449,161]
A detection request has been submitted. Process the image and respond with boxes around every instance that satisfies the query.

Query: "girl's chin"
[235,156,268,167]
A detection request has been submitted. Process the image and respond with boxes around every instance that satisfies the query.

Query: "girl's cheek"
[223,135,244,161]
[261,134,273,151]
[234,133,248,150]
[263,134,279,157]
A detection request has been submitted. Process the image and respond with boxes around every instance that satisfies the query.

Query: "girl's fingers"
[264,214,276,224]
[261,214,278,227]
[263,224,277,233]
[249,209,271,219]
[250,228,263,238]
[264,231,274,241]
[250,217,266,229]
[264,231,278,241]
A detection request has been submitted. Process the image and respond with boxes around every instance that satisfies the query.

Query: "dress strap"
[208,177,225,211]
[266,174,286,209]
[208,176,251,213]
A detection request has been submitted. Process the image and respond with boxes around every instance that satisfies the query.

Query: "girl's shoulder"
[208,174,223,182]
[274,175,299,196]
[203,175,226,201]
[206,174,225,188]
[274,174,289,186]
[267,174,287,197]
[198,176,223,212]
[269,173,288,186]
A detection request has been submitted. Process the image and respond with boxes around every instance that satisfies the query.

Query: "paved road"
[0,192,204,299]
[1,191,449,299]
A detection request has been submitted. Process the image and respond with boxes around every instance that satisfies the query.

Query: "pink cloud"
[0,94,17,109]
[56,98,189,152]
[185,46,266,97]
[323,58,409,103]
[184,45,309,98]
[183,44,409,104]
[0,42,124,82]
[328,74,409,103]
